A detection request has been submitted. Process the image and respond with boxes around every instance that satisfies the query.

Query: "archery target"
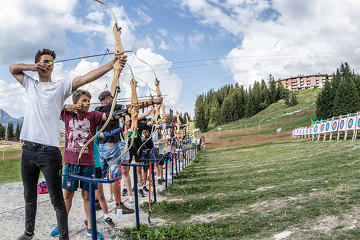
[338,118,347,132]
[313,124,319,134]
[325,122,331,133]
[331,120,339,132]
[356,117,360,130]
[320,122,325,133]
[346,116,356,130]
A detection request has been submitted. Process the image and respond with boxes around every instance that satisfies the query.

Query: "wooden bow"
[78,0,123,164]
[176,111,181,145]
[186,114,190,142]
[110,64,138,167]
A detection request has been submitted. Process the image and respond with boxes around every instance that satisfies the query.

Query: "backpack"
[37,181,48,194]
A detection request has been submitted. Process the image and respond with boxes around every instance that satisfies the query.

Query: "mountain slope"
[0,109,23,126]
[207,88,320,133]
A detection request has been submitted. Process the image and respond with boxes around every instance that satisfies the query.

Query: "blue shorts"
[99,142,129,179]
[62,163,97,191]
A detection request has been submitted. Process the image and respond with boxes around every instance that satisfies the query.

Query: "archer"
[9,48,127,240]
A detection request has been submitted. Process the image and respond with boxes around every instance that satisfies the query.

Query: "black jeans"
[21,141,68,239]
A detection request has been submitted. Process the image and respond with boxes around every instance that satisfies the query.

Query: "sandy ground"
[0,166,178,240]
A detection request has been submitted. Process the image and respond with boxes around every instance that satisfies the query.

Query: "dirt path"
[0,172,173,239]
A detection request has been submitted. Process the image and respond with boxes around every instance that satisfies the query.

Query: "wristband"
[104,128,122,137]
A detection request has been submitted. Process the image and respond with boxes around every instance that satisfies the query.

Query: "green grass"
[208,88,321,132]
[119,140,360,239]
[0,158,22,183]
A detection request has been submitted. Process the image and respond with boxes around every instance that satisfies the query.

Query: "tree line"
[0,122,22,140]
[194,75,298,131]
[316,62,360,120]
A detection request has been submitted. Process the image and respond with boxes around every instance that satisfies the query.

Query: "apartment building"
[278,74,332,90]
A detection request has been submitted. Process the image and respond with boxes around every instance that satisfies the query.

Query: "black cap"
[98,91,112,101]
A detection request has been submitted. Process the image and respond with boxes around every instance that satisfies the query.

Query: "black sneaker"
[95,201,101,211]
[119,203,135,214]
[121,188,128,196]
[16,232,35,240]
[104,217,115,227]
[138,189,146,197]
[142,186,149,192]
[157,179,163,185]
[161,178,166,183]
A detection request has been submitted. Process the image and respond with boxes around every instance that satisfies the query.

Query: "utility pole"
[3,123,8,161]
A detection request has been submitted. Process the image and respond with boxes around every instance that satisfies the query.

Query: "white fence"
[292,113,360,141]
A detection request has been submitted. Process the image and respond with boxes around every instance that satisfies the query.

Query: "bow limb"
[108,64,138,171]
[161,104,168,151]
[78,0,123,163]
[137,84,157,155]
[170,109,175,139]
[186,114,190,142]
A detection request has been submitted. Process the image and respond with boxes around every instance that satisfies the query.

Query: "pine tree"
[285,91,298,107]
[316,80,334,119]
[333,63,360,116]
[210,100,222,125]
[245,91,257,117]
[194,95,208,131]
[0,124,4,139]
[252,81,261,114]
[221,95,234,123]
[7,123,14,139]
[277,82,288,100]
[15,123,21,140]
[237,86,246,119]
[260,79,270,105]
[268,74,277,103]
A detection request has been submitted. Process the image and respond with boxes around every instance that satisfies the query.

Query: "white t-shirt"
[152,130,165,154]
[20,74,73,147]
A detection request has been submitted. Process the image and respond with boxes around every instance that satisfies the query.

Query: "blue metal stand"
[67,173,117,240]
[121,162,149,230]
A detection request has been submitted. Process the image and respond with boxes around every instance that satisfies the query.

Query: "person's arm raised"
[72,55,127,91]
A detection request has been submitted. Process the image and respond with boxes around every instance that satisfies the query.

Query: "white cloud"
[181,0,360,86]
[135,7,153,25]
[158,28,168,37]
[179,0,270,35]
[86,11,105,22]
[188,31,204,49]
[0,0,155,65]
[123,48,183,109]
[0,80,26,117]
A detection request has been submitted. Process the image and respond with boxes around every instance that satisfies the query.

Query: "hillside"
[0,109,23,126]
[207,88,321,133]
[201,88,320,151]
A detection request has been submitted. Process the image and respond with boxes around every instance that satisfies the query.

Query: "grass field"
[119,88,360,239]
[122,140,360,240]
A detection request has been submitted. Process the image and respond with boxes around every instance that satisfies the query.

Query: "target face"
[332,121,338,130]
[340,120,345,129]
[348,119,354,129]
[314,125,318,133]
[320,124,325,132]
[357,118,360,129]
[325,122,330,131]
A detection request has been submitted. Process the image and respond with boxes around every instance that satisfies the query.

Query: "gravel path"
[0,173,171,240]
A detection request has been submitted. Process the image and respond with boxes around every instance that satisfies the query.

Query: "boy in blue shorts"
[51,89,127,239]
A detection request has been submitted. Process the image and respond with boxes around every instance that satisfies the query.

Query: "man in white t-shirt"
[9,49,127,240]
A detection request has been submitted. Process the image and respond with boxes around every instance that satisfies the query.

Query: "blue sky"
[1,0,360,118]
